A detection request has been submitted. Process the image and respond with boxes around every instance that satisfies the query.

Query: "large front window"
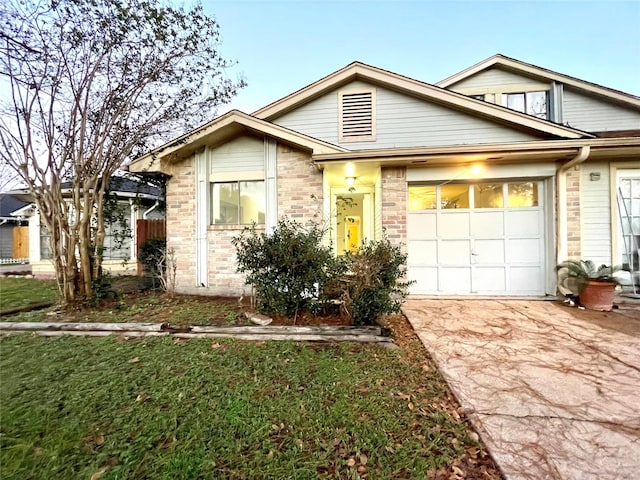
[503,91,548,119]
[211,180,265,225]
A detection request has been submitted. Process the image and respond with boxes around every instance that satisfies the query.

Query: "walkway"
[403,299,640,480]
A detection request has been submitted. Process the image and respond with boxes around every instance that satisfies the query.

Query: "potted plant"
[555,260,625,311]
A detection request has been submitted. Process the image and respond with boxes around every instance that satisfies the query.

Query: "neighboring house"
[8,176,164,278]
[130,54,640,297]
[0,193,30,262]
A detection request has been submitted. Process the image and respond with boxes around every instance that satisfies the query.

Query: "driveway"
[402,298,640,480]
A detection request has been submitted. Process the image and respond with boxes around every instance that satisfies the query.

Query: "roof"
[129,110,348,173]
[251,61,593,140]
[436,54,640,109]
[59,176,162,198]
[0,193,30,217]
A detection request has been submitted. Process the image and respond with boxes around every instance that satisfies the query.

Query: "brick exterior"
[565,167,582,258]
[276,144,324,222]
[167,142,324,296]
[165,155,197,291]
[381,167,407,245]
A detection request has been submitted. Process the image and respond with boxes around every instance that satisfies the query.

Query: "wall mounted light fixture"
[345,176,356,187]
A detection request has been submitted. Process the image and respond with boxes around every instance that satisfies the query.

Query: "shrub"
[342,238,413,326]
[232,218,338,319]
[139,237,166,278]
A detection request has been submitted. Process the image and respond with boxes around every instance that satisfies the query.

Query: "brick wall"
[166,155,196,290]
[167,142,325,296]
[276,144,324,222]
[565,167,582,258]
[381,167,407,245]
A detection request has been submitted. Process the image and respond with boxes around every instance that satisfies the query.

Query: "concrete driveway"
[402,298,640,480]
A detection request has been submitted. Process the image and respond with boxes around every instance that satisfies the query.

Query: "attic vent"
[339,89,376,142]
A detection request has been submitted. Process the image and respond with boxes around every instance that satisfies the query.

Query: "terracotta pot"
[579,280,617,311]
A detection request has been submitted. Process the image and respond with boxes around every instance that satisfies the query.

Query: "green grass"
[0,335,475,479]
[0,277,59,314]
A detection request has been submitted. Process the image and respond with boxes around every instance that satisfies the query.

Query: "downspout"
[556,145,590,263]
[143,201,160,219]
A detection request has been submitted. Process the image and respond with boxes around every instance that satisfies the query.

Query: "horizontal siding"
[448,67,545,91]
[563,88,640,132]
[275,80,539,149]
[581,162,612,264]
[209,135,264,174]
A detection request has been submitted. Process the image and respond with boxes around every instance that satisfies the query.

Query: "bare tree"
[0,0,244,303]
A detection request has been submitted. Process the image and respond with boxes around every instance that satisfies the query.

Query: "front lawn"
[0,333,499,479]
[0,277,59,315]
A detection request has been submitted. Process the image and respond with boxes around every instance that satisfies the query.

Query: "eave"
[129,110,347,175]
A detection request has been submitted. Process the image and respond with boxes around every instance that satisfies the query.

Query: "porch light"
[345,176,356,187]
[470,164,484,176]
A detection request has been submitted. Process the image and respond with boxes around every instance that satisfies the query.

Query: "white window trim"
[338,88,376,143]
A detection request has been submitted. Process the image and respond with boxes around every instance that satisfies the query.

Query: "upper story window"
[503,91,548,119]
[211,180,265,225]
[339,89,376,142]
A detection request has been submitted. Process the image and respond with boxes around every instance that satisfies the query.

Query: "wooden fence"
[12,226,29,259]
[136,219,166,275]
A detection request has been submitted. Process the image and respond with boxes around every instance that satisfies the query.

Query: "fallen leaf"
[211,342,222,349]
[396,392,411,401]
[359,453,368,465]
[346,457,356,467]
[128,357,140,363]
[33,447,43,456]
[90,467,108,480]
[295,439,303,448]
[95,434,105,446]
[357,465,367,473]
[469,431,479,442]
[408,402,414,410]
[452,465,465,478]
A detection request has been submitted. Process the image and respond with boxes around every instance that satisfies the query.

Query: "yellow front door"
[345,216,361,253]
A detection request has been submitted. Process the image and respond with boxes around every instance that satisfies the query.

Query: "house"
[129,54,640,297]
[8,176,164,278]
[0,193,30,263]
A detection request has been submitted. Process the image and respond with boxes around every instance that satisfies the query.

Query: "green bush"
[232,218,339,318]
[343,238,413,326]
[139,237,166,279]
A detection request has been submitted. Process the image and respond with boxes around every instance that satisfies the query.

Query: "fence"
[13,226,29,259]
[136,219,166,275]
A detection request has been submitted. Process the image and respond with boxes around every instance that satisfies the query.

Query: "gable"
[563,88,640,133]
[445,67,547,92]
[273,80,544,150]
[209,135,265,176]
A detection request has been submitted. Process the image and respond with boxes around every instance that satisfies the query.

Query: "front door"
[332,189,374,255]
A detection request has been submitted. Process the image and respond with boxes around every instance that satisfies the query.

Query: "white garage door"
[407,181,546,295]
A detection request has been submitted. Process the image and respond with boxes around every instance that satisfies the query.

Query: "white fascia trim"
[253,63,589,139]
[437,55,640,109]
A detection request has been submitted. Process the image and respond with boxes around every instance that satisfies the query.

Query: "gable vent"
[339,89,376,142]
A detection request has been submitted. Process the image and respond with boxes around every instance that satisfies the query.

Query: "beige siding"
[563,88,640,132]
[447,67,546,91]
[275,80,540,149]
[580,162,612,264]
[209,135,265,175]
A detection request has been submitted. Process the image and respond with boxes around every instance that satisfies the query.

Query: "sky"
[201,0,640,115]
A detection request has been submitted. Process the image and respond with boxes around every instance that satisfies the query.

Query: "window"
[474,183,504,208]
[507,182,539,207]
[441,185,469,209]
[211,180,265,225]
[339,89,376,142]
[503,91,548,119]
[409,185,437,210]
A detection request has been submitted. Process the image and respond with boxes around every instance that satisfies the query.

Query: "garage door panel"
[509,266,544,292]
[407,240,437,264]
[438,213,470,237]
[408,267,438,293]
[440,267,471,293]
[474,239,505,264]
[407,213,436,239]
[506,210,541,236]
[474,267,506,292]
[508,238,540,263]
[439,240,470,264]
[471,211,504,236]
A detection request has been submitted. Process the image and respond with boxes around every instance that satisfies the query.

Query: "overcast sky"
[202,0,640,114]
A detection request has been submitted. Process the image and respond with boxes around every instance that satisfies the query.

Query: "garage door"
[407,181,546,295]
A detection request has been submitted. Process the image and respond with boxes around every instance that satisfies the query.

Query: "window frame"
[210,179,266,226]
[503,90,549,119]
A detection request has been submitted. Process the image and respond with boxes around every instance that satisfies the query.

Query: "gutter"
[556,145,590,264]
[143,201,160,219]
